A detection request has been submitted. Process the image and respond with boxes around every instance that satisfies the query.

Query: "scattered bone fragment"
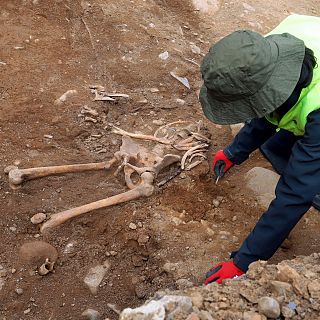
[30,212,46,224]
[84,116,98,123]
[54,90,78,106]
[90,85,129,101]
[81,105,99,117]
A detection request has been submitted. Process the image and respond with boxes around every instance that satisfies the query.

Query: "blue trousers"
[224,110,320,271]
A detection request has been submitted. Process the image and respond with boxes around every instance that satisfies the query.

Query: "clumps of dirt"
[119,254,320,319]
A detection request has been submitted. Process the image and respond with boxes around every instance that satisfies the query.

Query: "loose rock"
[243,311,263,320]
[245,167,279,209]
[308,280,320,299]
[30,212,46,224]
[129,223,137,230]
[120,301,165,320]
[176,278,193,290]
[176,98,185,105]
[15,288,23,295]
[190,292,203,308]
[81,308,102,320]
[270,280,293,296]
[258,296,280,319]
[84,261,110,295]
[281,306,296,318]
[212,199,220,208]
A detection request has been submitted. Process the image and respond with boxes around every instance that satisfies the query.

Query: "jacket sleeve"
[224,117,276,164]
[233,109,320,272]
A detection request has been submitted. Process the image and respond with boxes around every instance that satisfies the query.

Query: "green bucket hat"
[199,30,305,124]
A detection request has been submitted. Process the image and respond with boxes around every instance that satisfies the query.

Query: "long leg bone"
[5,160,117,189]
[40,153,181,233]
[40,172,155,233]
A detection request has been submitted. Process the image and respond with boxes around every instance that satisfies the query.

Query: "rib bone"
[112,126,172,145]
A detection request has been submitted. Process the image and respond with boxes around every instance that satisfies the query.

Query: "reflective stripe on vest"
[265,14,320,136]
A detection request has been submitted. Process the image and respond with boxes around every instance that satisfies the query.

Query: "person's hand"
[204,261,244,284]
[212,150,233,180]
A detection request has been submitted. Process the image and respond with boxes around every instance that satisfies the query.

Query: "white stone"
[84,261,110,295]
[176,99,185,105]
[120,300,165,320]
[63,242,76,254]
[159,51,169,60]
[190,44,201,54]
[129,223,137,230]
[119,295,192,320]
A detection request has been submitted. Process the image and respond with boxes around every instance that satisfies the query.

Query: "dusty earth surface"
[0,0,319,319]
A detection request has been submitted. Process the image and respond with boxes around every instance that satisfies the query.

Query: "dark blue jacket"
[224,109,320,272]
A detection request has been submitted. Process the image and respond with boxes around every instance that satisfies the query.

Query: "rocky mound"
[119,254,320,319]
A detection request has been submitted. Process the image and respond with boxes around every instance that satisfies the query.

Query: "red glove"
[204,261,244,285]
[212,150,233,179]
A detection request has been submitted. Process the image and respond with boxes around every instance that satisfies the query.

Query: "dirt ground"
[0,1,319,319]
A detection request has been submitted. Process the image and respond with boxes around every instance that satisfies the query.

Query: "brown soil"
[0,1,319,319]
